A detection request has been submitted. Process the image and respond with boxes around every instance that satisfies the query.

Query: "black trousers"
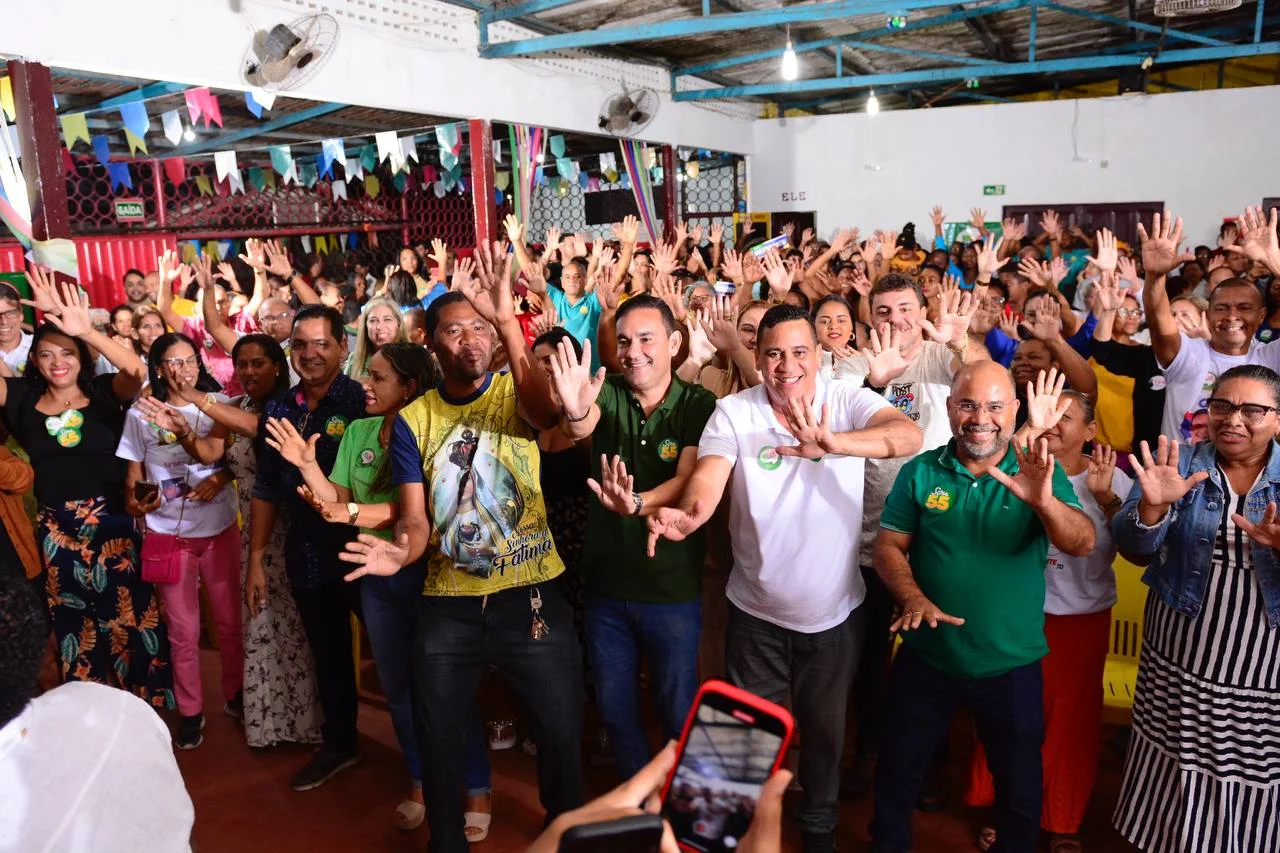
[292,579,363,753]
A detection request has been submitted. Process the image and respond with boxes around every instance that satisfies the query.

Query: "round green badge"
[658,438,679,462]
[757,446,782,471]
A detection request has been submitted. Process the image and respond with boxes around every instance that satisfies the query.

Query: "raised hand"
[264,239,293,278]
[1137,210,1196,278]
[587,454,638,516]
[1025,298,1064,341]
[775,399,834,459]
[1117,254,1139,286]
[21,263,60,316]
[919,288,974,345]
[997,310,1022,342]
[1047,256,1069,290]
[988,436,1058,510]
[133,396,194,438]
[831,227,859,253]
[1234,501,1280,548]
[264,416,319,468]
[1086,443,1118,504]
[652,241,680,277]
[462,241,515,324]
[760,250,792,300]
[43,281,92,338]
[595,265,626,311]
[612,215,639,245]
[1092,270,1126,313]
[1018,256,1050,289]
[192,254,215,290]
[860,323,910,387]
[570,233,589,259]
[1022,368,1071,437]
[430,238,449,272]
[1224,206,1279,266]
[502,214,524,246]
[645,500,708,557]
[1001,218,1027,244]
[544,226,563,257]
[1087,228,1118,273]
[701,296,741,353]
[529,304,560,339]
[339,532,410,581]
[800,226,815,246]
[890,592,965,632]
[1129,436,1209,512]
[930,205,946,229]
[709,221,725,246]
[1177,306,1212,340]
[691,224,706,246]
[1206,254,1226,273]
[969,207,986,230]
[720,247,745,283]
[976,233,1005,280]
[549,335,605,422]
[450,256,476,292]
[238,237,267,271]
[650,274,687,322]
[1040,209,1062,239]
[779,222,794,243]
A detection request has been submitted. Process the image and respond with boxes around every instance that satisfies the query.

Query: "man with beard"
[548,294,717,780]
[122,268,152,310]
[868,361,1095,853]
[340,243,583,853]
[250,304,367,791]
[647,304,920,853]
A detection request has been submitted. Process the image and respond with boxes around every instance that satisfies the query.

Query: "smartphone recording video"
[661,681,793,853]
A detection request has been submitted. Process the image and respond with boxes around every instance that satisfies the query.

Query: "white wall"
[751,85,1280,246]
[1,0,755,154]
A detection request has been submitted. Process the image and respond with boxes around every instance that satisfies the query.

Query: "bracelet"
[199,393,215,412]
[563,406,590,423]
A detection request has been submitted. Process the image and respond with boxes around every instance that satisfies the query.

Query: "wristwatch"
[631,493,644,516]
[346,502,360,525]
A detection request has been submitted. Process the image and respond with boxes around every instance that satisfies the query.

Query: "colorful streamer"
[618,140,659,244]
[506,124,544,228]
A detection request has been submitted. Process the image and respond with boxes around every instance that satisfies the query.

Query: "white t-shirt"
[116,398,236,538]
[0,682,195,853]
[1159,334,1251,442]
[1044,468,1131,615]
[698,378,892,633]
[0,332,32,375]
[835,341,956,563]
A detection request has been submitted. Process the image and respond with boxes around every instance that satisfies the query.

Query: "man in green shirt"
[869,361,1094,853]
[549,293,716,779]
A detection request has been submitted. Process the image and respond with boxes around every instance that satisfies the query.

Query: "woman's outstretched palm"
[1129,436,1208,507]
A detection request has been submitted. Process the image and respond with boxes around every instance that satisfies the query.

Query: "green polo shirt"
[579,374,717,604]
[880,439,1081,679]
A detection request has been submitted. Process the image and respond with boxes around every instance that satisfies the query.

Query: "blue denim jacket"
[1112,440,1280,628]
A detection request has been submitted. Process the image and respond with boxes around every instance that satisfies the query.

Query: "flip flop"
[977,826,997,852]
[395,797,425,831]
[464,811,492,843]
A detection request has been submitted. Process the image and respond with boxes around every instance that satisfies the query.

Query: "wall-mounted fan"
[598,87,659,137]
[243,14,340,91]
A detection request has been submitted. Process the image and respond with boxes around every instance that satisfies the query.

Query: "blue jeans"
[412,582,584,853]
[362,563,490,793]
[870,647,1044,853]
[585,591,702,779]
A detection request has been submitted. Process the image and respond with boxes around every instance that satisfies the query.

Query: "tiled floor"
[177,652,1136,852]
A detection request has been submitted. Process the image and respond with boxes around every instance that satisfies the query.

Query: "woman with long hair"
[346,297,406,381]
[693,298,768,399]
[265,343,493,835]
[813,293,857,377]
[0,270,169,704]
[385,269,423,313]
[136,333,322,748]
[108,304,135,350]
[118,332,241,750]
[132,305,166,360]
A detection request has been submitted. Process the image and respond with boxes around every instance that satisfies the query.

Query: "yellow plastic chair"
[1102,556,1148,727]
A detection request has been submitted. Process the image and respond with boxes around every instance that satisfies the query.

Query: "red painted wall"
[0,234,179,309]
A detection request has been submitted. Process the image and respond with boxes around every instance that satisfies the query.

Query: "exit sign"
[114,198,146,222]
[983,184,1006,196]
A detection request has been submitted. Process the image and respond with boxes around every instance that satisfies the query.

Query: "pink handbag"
[140,531,183,584]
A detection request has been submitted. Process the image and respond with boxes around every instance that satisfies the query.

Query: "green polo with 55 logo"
[580,375,717,603]
[879,439,1081,679]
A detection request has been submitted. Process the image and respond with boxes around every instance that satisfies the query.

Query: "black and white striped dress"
[1114,472,1280,852]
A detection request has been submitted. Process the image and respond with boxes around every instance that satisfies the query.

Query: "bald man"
[868,362,1094,853]
[256,297,294,345]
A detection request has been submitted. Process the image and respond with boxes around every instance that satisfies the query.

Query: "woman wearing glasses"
[1113,364,1280,853]
[346,296,406,382]
[0,271,168,705]
[117,333,241,750]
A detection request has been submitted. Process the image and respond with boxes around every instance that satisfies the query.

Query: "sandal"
[1049,835,1083,853]
[976,826,997,852]
[465,793,492,844]
[394,797,425,831]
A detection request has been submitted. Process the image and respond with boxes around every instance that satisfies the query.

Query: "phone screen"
[749,234,789,258]
[662,692,787,853]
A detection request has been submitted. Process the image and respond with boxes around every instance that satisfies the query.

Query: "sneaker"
[175,714,205,750]
[223,690,244,721]
[289,747,361,791]
[801,830,837,853]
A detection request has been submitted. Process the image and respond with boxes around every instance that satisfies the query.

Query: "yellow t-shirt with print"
[394,371,564,596]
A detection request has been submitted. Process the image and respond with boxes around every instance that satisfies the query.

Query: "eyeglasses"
[981,297,1007,308]
[1206,398,1278,424]
[953,401,1007,415]
[1116,308,1143,318]
[0,309,21,322]
[162,356,200,369]
[260,312,292,323]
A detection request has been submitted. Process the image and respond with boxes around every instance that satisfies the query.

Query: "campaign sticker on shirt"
[325,415,348,438]
[579,304,589,315]
[359,448,376,466]
[1149,375,1166,391]
[658,438,678,462]
[757,446,782,471]
[925,486,952,512]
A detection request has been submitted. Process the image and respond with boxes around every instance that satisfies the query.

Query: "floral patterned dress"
[225,397,322,747]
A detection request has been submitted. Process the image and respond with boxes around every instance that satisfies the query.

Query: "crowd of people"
[1,200,1279,853]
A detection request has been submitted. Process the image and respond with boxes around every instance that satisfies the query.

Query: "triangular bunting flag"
[578,171,589,189]
[331,180,348,201]
[162,110,183,146]
[248,167,266,192]
[162,157,186,185]
[185,88,207,126]
[345,157,363,183]
[0,77,13,122]
[432,180,446,198]
[214,150,237,182]
[360,144,378,173]
[106,162,132,192]
[227,169,245,195]
[244,91,263,119]
[374,131,397,164]
[494,171,510,191]
[248,87,276,112]
[364,175,380,199]
[300,236,312,254]
[124,129,148,157]
[195,175,213,197]
[686,160,700,179]
[422,164,438,184]
[315,152,332,181]
[263,170,276,190]
[315,235,328,255]
[494,188,504,205]
[440,148,458,172]
[299,162,318,188]
[118,102,150,138]
[59,113,91,150]
[393,172,407,193]
[435,123,460,155]
[321,139,345,176]
[400,136,419,163]
[61,147,76,175]
[268,145,292,177]
[550,134,566,158]
[493,140,502,164]
[91,135,111,167]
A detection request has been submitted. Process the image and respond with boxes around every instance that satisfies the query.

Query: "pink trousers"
[154,524,244,717]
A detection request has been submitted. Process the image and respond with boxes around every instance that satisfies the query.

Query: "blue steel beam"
[91,81,190,112]
[1039,2,1230,46]
[162,102,347,157]
[673,0,1026,78]
[481,0,585,24]
[672,40,1280,100]
[1257,0,1268,42]
[844,39,993,66]
[1028,1,1037,62]
[1090,15,1280,55]
[480,0,1001,57]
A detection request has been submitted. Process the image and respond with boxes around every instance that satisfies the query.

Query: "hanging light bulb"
[183,127,196,142]
[866,90,880,115]
[780,27,799,81]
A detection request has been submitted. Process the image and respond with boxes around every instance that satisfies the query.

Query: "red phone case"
[659,679,796,809]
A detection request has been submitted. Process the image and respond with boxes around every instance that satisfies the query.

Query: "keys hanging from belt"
[529,587,550,640]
